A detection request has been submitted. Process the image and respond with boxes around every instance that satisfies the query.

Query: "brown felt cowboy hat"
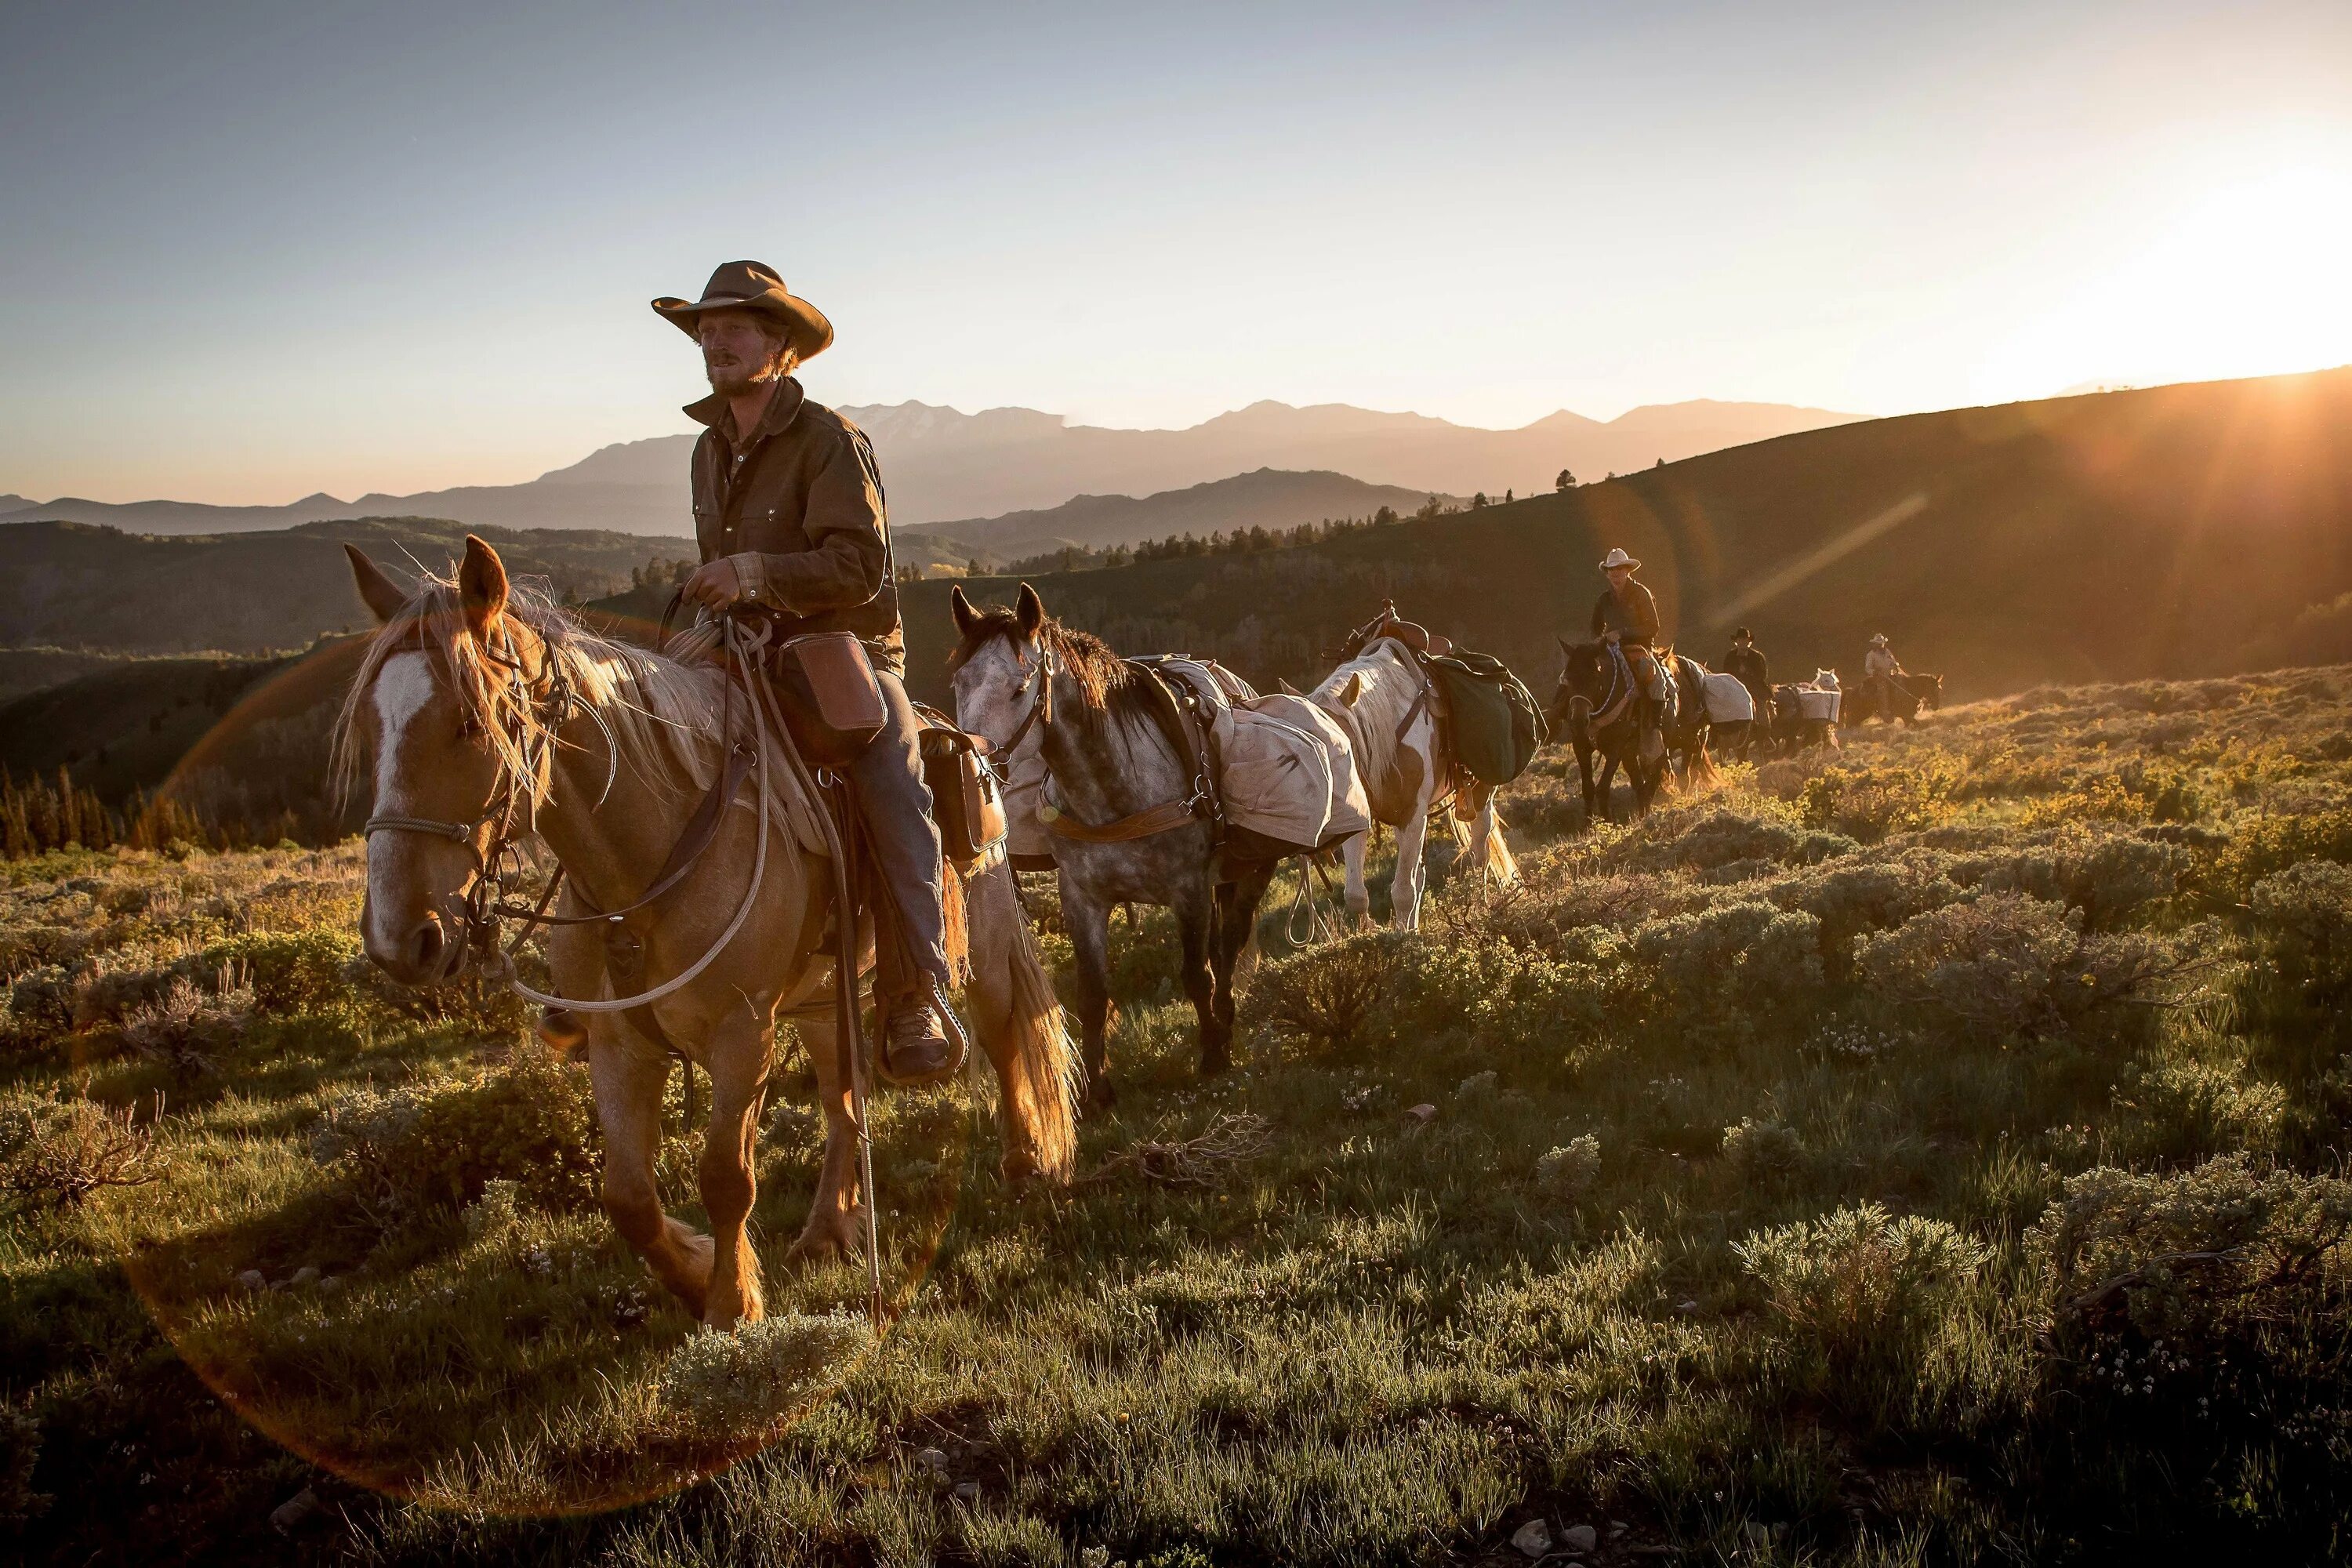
[652,260,834,361]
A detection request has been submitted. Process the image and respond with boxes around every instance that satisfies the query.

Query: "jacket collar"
[684,375,808,443]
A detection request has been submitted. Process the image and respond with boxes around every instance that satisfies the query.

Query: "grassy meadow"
[9,666,2352,1563]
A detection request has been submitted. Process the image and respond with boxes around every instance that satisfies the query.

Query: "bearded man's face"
[697,310,790,395]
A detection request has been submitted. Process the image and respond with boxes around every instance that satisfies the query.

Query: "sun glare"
[1983,162,2352,401]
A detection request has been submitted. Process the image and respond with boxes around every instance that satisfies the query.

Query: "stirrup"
[872,975,971,1088]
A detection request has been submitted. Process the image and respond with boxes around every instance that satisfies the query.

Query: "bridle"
[973,637,1056,788]
[361,622,607,966]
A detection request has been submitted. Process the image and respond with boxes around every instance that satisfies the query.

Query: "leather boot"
[880,995,956,1087]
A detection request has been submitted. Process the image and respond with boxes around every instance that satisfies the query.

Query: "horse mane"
[1311,636,1422,785]
[333,572,732,813]
[948,604,1153,739]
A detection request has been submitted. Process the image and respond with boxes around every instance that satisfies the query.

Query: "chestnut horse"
[339,538,1073,1330]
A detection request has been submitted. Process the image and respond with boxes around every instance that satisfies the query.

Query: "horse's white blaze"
[366,651,437,950]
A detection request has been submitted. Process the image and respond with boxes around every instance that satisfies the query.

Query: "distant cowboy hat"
[1599,547,1641,572]
[1733,626,1753,640]
[1869,633,1890,645]
[652,260,834,361]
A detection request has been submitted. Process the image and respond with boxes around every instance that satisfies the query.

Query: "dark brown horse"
[1549,637,1666,822]
[1849,671,1944,726]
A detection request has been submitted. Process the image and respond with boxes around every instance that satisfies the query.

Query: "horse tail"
[993,892,1080,1183]
[938,851,972,986]
[1482,800,1518,886]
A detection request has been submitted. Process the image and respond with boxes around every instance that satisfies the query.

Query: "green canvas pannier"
[1426,650,1548,786]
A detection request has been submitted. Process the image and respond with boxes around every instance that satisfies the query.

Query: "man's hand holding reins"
[682,554,755,612]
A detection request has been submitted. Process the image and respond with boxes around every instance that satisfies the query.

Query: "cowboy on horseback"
[1864,632,1907,724]
[648,260,956,1084]
[1591,547,1671,754]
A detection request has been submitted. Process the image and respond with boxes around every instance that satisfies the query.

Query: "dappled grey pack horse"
[948,584,1279,1109]
[339,539,1075,1332]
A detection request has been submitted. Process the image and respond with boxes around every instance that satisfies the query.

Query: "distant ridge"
[897,469,1458,568]
[0,396,1857,535]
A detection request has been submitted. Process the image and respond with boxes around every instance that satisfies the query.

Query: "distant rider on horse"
[1721,625,1770,717]
[651,260,956,1084]
[1864,632,1907,723]
[1591,547,1671,753]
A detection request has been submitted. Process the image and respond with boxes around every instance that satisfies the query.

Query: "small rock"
[953,1480,982,1502]
[1609,1520,1629,1537]
[1510,1518,1552,1557]
[269,1486,321,1533]
[320,1276,344,1294]
[1675,1299,1700,1313]
[915,1446,949,1472]
[291,1266,321,1287]
[1405,1103,1438,1123]
[237,1269,267,1293]
[1563,1523,1599,1553]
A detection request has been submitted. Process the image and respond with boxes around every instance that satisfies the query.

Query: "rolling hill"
[0,397,1855,535]
[0,517,680,655]
[889,368,2352,707]
[895,469,1459,569]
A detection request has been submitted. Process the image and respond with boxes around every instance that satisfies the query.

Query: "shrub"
[1722,1116,1806,1181]
[2204,808,2352,905]
[1243,932,1405,1056]
[1534,1135,1601,1197]
[2250,860,2352,1004]
[658,1312,869,1430]
[313,1052,601,1217]
[0,1406,46,1530]
[3,966,74,1055]
[2031,1156,2352,1343]
[0,1097,160,1213]
[1967,829,2191,930]
[198,928,359,1014]
[1798,761,1959,843]
[1736,1203,1989,1373]
[118,971,253,1080]
[1854,892,2205,1036]
[1780,855,1965,972]
[1614,808,1853,875]
[1629,900,1823,1018]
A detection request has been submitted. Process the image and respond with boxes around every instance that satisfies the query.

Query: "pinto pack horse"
[339,539,1076,1330]
[1549,637,1669,822]
[1305,633,1515,931]
[949,584,1281,1109]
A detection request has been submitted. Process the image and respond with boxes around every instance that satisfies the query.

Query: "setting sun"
[1986,159,2352,399]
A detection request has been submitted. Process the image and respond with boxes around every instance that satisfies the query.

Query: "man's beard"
[705,357,782,397]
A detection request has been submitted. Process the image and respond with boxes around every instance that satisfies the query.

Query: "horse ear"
[950,583,980,638]
[458,535,510,638]
[1557,634,1572,655]
[1341,671,1365,707]
[1014,582,1045,638]
[1276,677,1301,695]
[344,544,409,625]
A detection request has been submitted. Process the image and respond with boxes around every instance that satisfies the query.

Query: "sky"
[3,0,2350,506]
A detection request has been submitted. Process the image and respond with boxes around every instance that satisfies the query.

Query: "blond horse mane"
[332,572,735,816]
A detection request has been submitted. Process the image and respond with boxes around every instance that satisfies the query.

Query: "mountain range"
[0,397,1857,536]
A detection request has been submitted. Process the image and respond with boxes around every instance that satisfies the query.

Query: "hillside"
[895,468,1457,568]
[0,396,1854,534]
[0,517,675,655]
[8,667,2352,1562]
[895,368,2352,707]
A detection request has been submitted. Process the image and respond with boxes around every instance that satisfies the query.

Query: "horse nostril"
[410,918,445,975]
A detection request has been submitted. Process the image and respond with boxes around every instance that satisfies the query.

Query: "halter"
[978,637,1056,786]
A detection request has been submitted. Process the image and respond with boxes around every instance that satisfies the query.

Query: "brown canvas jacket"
[1590,580,1661,646]
[688,376,903,672]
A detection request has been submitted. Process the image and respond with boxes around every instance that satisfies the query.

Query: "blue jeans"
[848,670,949,1001]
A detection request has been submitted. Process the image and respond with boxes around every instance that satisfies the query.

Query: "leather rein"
[362,618,771,1007]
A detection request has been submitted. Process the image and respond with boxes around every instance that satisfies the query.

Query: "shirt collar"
[683,375,808,443]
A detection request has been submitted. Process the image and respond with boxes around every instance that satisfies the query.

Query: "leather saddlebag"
[767,631,887,768]
[918,727,1008,862]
